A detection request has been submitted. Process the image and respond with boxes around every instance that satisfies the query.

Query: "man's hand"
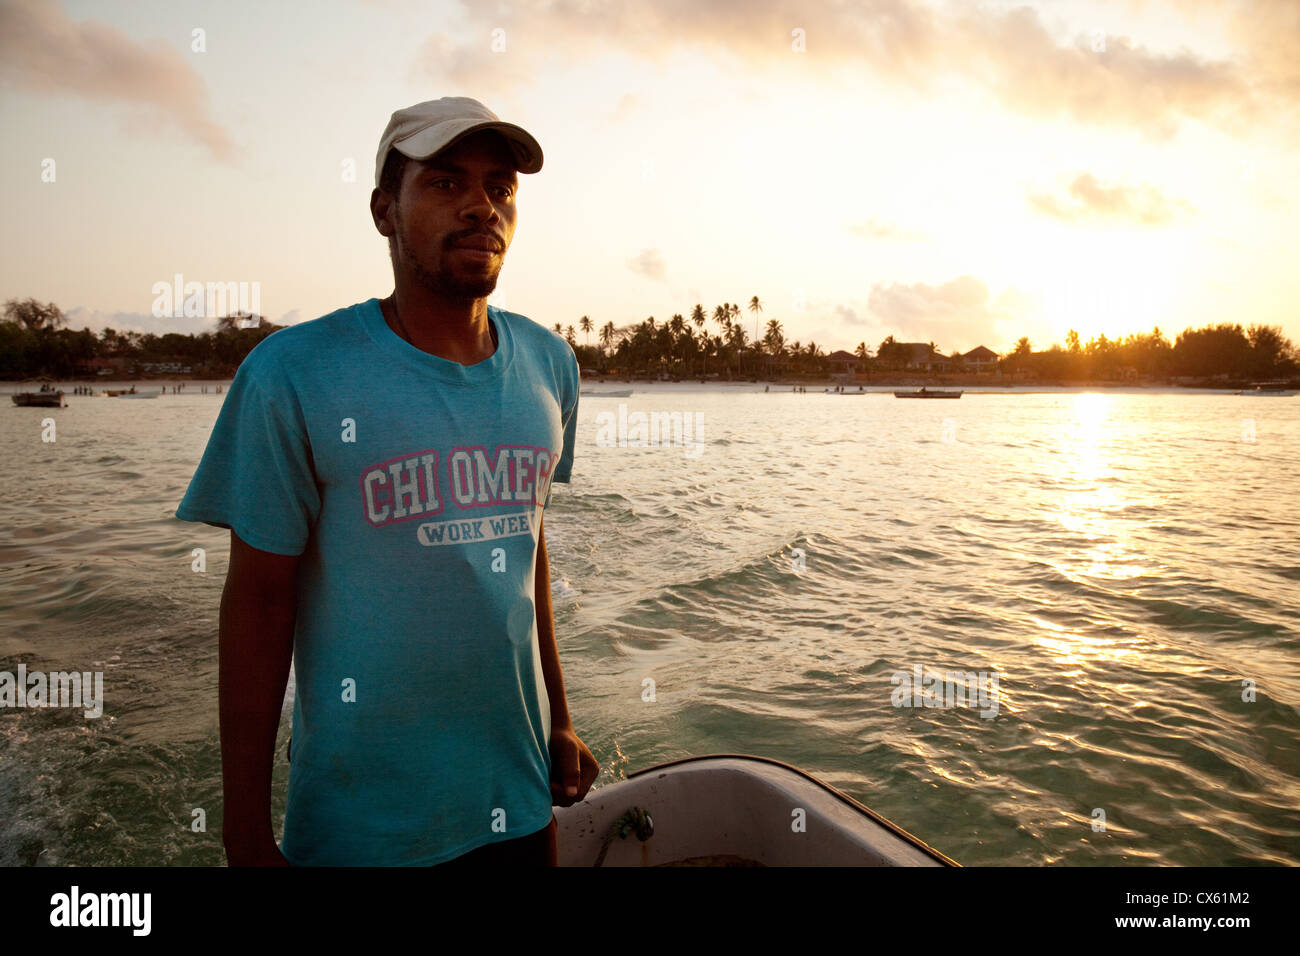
[549,724,599,807]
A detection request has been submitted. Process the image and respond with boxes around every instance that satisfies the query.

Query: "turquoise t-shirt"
[176,297,579,865]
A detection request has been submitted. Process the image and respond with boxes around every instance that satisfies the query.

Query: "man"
[176,96,598,866]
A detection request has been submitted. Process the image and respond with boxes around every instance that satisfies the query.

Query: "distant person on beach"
[176,96,595,868]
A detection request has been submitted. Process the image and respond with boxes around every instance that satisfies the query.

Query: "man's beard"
[396,209,499,300]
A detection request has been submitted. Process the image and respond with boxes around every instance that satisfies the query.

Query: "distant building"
[826,350,859,376]
[75,356,127,376]
[899,343,946,370]
[961,346,998,372]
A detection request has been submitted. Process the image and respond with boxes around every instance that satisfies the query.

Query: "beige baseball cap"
[374,96,543,189]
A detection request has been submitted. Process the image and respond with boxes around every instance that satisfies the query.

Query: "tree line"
[3,296,1296,383]
[995,326,1298,382]
[555,302,1297,383]
[0,298,278,379]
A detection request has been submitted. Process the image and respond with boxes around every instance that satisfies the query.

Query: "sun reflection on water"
[1052,393,1148,582]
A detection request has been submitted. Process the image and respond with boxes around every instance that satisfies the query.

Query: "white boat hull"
[554,754,955,867]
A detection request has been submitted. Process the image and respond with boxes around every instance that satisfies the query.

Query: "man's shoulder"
[493,305,577,378]
[238,300,372,382]
[493,305,569,355]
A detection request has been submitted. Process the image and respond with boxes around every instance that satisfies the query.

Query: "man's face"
[384,130,519,300]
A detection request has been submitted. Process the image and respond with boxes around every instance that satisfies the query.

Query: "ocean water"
[2,383,1298,866]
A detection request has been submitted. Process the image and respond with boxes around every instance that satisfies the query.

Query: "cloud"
[0,0,234,160]
[626,248,667,281]
[834,303,868,325]
[953,6,1250,139]
[866,274,1026,349]
[61,304,305,336]
[417,0,1275,139]
[1163,0,1300,105]
[62,307,213,336]
[1028,172,1195,224]
[846,217,925,241]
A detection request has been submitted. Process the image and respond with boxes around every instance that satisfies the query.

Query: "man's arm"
[219,529,299,865]
[535,518,599,806]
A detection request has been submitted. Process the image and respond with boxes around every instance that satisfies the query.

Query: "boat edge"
[625,752,960,866]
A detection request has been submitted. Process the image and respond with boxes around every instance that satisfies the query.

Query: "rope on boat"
[592,808,654,867]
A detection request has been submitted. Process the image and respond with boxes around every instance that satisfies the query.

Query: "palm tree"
[668,314,687,375]
[748,295,764,343]
[579,315,592,346]
[727,323,749,376]
[709,333,725,378]
[763,318,784,375]
[691,304,706,333]
[600,321,616,358]
[553,323,562,334]
[713,305,729,334]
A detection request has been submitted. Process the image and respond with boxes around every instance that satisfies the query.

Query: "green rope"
[592,808,654,867]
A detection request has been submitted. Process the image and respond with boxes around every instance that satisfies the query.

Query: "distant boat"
[894,387,962,399]
[581,389,633,397]
[11,388,64,407]
[553,754,956,867]
[106,387,158,398]
[1236,381,1296,396]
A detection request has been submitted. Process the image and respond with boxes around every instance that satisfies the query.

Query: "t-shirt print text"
[360,443,561,546]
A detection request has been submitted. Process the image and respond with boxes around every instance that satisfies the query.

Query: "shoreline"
[4,378,1295,397]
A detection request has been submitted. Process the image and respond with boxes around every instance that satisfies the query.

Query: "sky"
[0,0,1296,356]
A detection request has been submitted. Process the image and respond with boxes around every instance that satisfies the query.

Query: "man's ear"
[370,188,395,238]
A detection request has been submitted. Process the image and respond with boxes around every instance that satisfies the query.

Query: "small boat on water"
[11,387,65,408]
[554,754,956,867]
[894,387,962,399]
[11,382,65,407]
[580,389,633,398]
[105,387,158,398]
[1236,381,1297,396]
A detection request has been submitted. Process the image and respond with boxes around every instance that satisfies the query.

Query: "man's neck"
[380,289,497,365]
